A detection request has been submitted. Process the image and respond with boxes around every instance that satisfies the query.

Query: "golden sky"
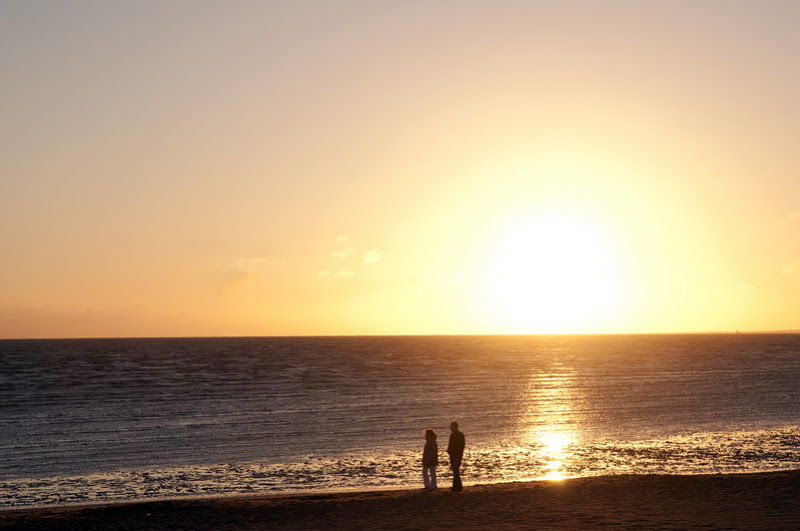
[2,1,800,338]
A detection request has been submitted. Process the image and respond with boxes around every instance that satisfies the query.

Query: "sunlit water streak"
[2,334,800,508]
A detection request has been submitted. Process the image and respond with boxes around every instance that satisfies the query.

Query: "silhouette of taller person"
[447,421,465,491]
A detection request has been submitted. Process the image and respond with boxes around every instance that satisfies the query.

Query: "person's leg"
[423,466,431,489]
[451,455,462,491]
[430,466,437,490]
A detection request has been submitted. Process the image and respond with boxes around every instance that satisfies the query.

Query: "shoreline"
[3,470,800,529]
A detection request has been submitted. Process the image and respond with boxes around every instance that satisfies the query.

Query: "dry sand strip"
[2,470,800,530]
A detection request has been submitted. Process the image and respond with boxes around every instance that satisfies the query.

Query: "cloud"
[234,256,287,273]
[737,281,756,291]
[235,257,265,273]
[789,212,800,220]
[317,269,355,279]
[331,248,354,260]
[362,249,382,264]
[781,262,800,275]
[424,270,462,282]
[321,241,380,277]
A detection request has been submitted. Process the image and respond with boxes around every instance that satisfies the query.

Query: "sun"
[474,206,630,333]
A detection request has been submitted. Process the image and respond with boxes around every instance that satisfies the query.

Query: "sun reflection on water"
[520,364,585,481]
[538,431,573,480]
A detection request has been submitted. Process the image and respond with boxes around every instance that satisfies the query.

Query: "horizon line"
[3,330,800,341]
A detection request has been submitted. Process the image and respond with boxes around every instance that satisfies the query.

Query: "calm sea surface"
[2,334,800,508]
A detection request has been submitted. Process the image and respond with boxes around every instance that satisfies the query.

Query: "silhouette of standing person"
[447,421,465,491]
[422,428,438,490]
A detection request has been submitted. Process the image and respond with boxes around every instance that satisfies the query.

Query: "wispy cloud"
[234,256,286,274]
[320,239,381,279]
[789,212,800,220]
[737,281,756,291]
[218,256,290,293]
[425,270,462,282]
[781,262,800,275]
[362,249,382,264]
[331,248,354,260]
[318,269,355,279]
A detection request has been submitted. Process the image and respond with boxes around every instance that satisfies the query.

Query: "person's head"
[425,428,436,440]
[450,421,459,432]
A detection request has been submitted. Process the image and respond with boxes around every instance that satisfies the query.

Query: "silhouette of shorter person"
[447,421,465,491]
[422,428,438,490]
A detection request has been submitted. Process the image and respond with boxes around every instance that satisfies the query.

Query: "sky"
[2,0,800,338]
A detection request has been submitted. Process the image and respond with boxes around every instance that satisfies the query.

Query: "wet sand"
[2,470,800,530]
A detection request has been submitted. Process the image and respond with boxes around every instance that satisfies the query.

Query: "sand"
[2,470,800,530]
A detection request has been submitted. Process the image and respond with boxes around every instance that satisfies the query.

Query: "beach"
[4,336,800,528]
[3,470,799,530]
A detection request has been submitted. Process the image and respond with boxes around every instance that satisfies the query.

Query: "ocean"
[2,334,800,508]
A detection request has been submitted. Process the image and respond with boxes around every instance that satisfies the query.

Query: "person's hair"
[451,421,459,429]
[424,428,436,439]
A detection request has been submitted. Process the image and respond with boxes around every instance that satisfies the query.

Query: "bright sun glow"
[475,206,630,333]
